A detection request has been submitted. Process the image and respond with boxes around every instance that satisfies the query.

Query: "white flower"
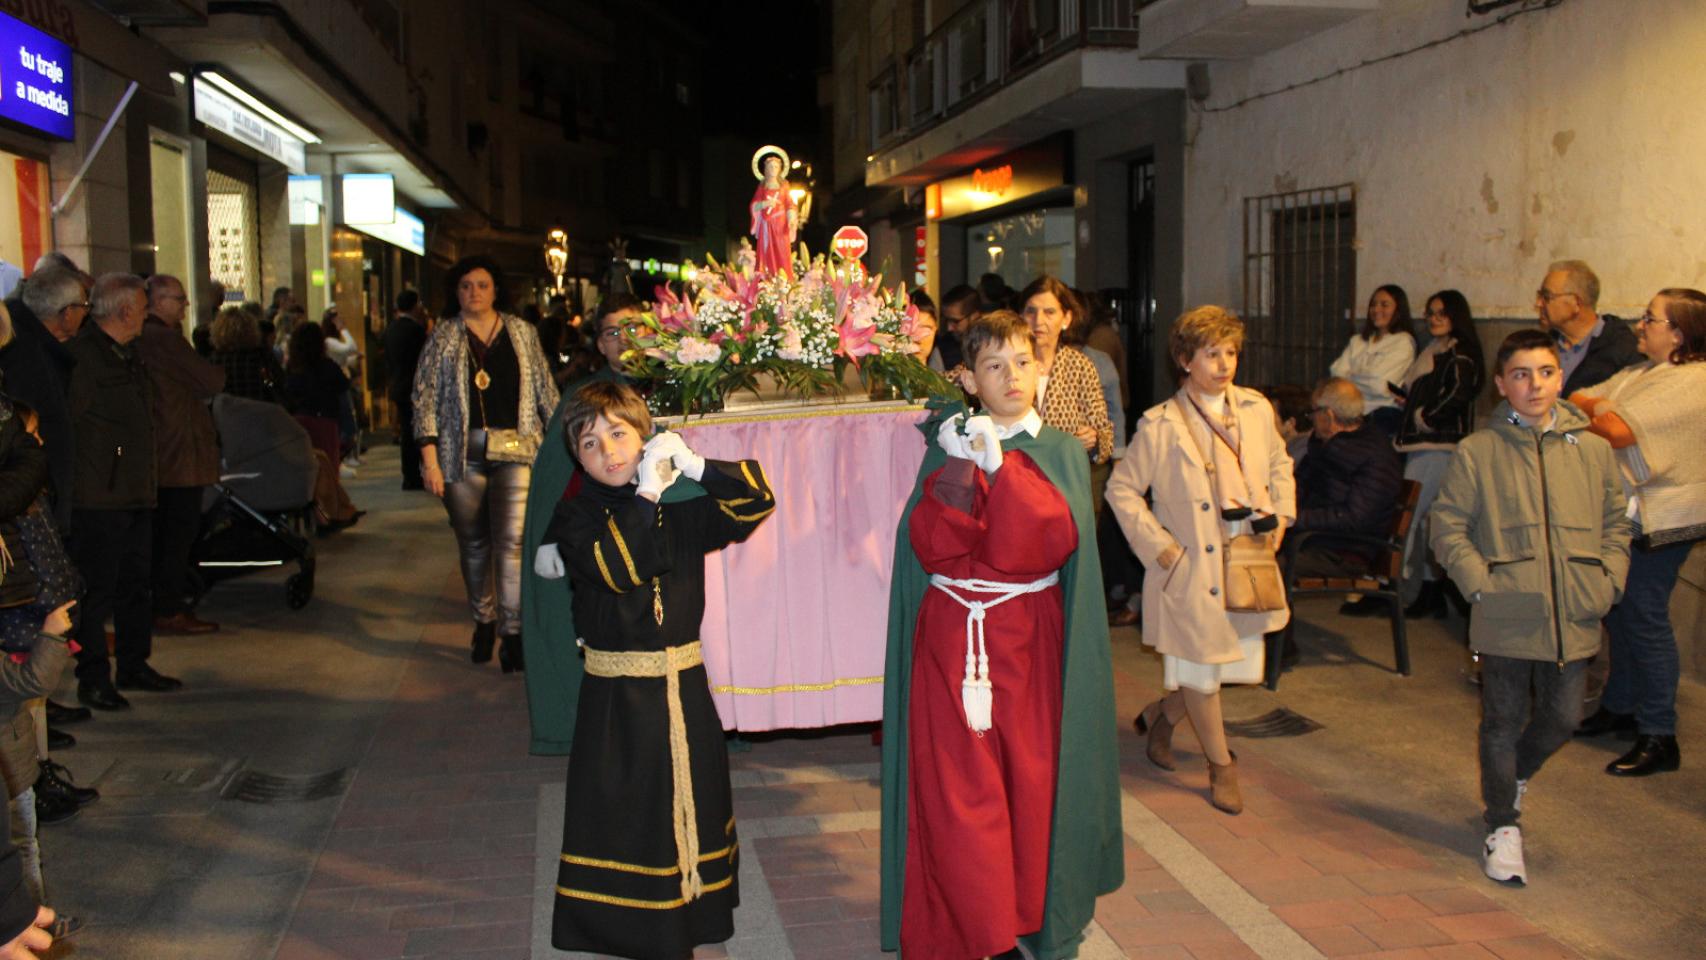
[675,337,722,365]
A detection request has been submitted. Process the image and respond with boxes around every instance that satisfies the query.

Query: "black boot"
[1606,735,1680,777]
[1403,581,1447,619]
[470,621,497,664]
[1575,706,1637,739]
[498,634,525,674]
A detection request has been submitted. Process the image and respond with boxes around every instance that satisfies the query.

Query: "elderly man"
[68,274,180,711]
[1536,260,1642,396]
[137,275,224,636]
[1,267,87,533]
[1291,378,1404,616]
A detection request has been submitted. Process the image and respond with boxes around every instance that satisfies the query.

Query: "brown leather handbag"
[1223,533,1286,613]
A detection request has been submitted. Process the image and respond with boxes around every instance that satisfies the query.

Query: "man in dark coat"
[1292,378,1404,617]
[1536,260,1642,396]
[67,274,178,710]
[1,266,88,533]
[382,290,429,490]
[137,275,225,635]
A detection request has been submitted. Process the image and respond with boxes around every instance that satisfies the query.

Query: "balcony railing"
[873,0,1141,151]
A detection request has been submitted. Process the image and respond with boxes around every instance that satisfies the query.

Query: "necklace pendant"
[474,369,491,391]
[652,580,664,626]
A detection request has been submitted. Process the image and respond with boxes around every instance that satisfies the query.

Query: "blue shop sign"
[0,13,73,140]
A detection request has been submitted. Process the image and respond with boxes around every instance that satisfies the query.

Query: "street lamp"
[544,228,568,292]
[788,159,816,228]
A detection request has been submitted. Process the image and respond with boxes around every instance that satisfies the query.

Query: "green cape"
[879,409,1124,959]
[520,386,706,755]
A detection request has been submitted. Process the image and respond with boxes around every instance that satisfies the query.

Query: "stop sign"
[832,225,869,260]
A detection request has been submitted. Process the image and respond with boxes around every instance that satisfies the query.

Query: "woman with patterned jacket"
[413,255,560,671]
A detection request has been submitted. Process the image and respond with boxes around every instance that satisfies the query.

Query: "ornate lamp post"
[544,228,568,293]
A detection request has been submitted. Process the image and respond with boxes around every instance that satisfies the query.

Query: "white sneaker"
[1514,779,1527,812]
[1482,826,1527,885]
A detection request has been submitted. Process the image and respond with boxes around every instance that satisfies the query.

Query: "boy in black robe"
[534,382,773,960]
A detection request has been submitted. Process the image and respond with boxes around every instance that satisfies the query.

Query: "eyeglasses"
[1535,288,1576,305]
[1637,312,1674,328]
[599,324,644,340]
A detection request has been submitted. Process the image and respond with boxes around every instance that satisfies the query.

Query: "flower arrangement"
[620,253,959,416]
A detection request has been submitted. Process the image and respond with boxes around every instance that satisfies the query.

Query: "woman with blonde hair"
[1105,306,1295,814]
[210,305,284,404]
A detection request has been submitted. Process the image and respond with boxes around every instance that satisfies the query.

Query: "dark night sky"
[686,0,824,143]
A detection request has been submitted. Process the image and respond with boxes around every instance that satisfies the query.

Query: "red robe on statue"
[749,182,795,279]
[902,451,1078,960]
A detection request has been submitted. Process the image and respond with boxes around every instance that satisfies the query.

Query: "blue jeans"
[1602,537,1694,735]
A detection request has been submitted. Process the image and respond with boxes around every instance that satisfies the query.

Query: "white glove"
[635,443,680,500]
[645,431,705,482]
[936,415,973,461]
[533,543,566,579]
[962,415,1004,475]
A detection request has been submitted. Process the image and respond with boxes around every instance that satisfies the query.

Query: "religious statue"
[749,145,797,279]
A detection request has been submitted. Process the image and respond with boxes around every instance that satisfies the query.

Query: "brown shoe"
[1134,700,1175,771]
[1109,607,1140,627]
[153,612,220,635]
[1208,755,1243,815]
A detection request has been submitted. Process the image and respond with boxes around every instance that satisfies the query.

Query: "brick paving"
[274,575,1584,959]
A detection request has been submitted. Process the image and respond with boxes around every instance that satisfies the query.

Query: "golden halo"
[751,145,790,181]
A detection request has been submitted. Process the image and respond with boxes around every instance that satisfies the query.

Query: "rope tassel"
[930,572,1059,735]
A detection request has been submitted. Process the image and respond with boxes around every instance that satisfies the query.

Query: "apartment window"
[1241,184,1357,389]
[869,68,899,149]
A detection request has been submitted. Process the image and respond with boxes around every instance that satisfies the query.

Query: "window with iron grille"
[1241,185,1357,390]
[869,68,900,149]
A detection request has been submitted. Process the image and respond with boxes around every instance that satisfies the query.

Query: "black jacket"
[0,298,74,530]
[1294,422,1403,536]
[66,323,156,511]
[1562,314,1643,397]
[382,315,427,405]
[284,357,349,420]
[1394,341,1485,449]
[0,406,47,522]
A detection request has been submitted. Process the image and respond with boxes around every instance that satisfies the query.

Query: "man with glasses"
[1535,260,1642,396]
[137,275,225,637]
[5,265,88,534]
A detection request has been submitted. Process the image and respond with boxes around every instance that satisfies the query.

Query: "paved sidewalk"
[271,571,1588,960]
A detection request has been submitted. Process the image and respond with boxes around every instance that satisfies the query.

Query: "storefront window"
[208,167,260,300]
[0,151,51,292]
[965,206,1075,289]
[150,136,194,328]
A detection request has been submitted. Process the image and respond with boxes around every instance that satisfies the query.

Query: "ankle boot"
[1404,581,1447,619]
[498,634,526,674]
[1134,701,1175,771]
[1208,754,1243,815]
[1606,735,1680,777]
[470,622,497,664]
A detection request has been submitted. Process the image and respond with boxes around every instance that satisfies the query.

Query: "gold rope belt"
[582,641,707,901]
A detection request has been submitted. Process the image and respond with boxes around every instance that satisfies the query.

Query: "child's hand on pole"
[647,432,705,482]
[635,444,679,501]
[962,416,1004,475]
[936,416,973,461]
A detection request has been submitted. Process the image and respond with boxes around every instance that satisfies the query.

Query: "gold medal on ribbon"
[474,369,491,391]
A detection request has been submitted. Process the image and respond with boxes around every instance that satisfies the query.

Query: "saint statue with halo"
[749,145,797,279]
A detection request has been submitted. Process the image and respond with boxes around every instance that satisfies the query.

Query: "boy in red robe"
[884,312,1122,960]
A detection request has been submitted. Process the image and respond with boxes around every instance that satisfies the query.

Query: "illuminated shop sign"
[925,136,1069,221]
[350,206,425,257]
[0,12,73,140]
[341,173,395,225]
[194,75,308,172]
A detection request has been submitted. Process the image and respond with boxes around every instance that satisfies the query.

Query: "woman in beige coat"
[1105,306,1296,813]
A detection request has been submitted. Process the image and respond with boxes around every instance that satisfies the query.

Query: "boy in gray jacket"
[1431,329,1631,886]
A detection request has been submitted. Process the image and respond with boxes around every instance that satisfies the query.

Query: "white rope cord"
[927,572,1059,732]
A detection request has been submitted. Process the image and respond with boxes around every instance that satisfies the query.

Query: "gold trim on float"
[560,841,739,876]
[711,675,884,695]
[556,873,735,910]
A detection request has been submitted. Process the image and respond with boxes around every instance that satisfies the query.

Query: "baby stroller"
[188,395,318,609]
